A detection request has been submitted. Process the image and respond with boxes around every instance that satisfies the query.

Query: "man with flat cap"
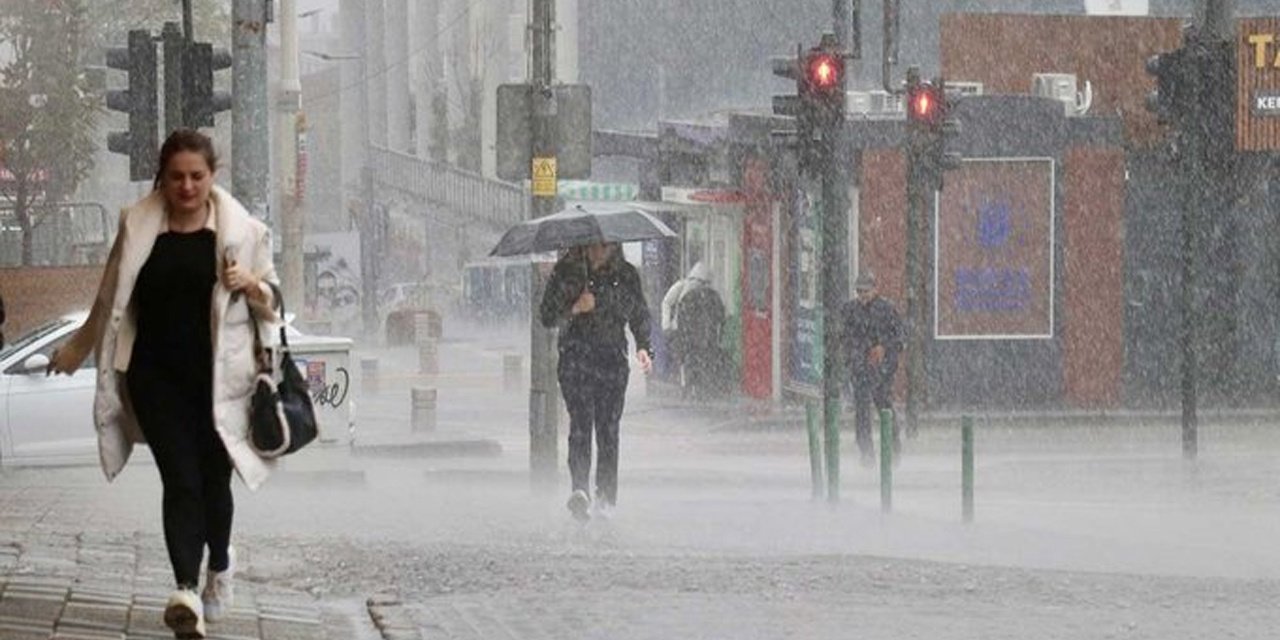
[841,270,904,462]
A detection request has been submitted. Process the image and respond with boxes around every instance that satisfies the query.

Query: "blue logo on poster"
[977,200,1012,248]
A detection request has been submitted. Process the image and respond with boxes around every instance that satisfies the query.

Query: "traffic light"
[183,41,233,128]
[772,36,846,175]
[907,81,945,130]
[105,29,158,181]
[905,76,962,190]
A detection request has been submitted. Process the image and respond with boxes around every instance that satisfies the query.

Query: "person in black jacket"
[841,270,904,462]
[540,242,652,521]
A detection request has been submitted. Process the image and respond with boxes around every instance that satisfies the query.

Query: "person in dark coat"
[540,242,652,521]
[675,278,726,399]
[841,270,904,461]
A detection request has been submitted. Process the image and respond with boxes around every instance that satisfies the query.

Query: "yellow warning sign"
[532,156,557,197]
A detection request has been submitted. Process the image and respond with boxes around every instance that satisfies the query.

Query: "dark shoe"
[567,490,591,522]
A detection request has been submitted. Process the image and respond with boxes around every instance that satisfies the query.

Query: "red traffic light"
[907,82,945,127]
[804,51,843,93]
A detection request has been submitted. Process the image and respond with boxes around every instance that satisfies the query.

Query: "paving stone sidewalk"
[0,531,362,640]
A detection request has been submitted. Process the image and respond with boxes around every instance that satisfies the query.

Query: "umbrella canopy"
[489,203,678,257]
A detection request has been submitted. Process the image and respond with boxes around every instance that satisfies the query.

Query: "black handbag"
[247,284,317,458]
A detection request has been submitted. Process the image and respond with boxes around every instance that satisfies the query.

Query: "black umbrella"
[489,203,678,257]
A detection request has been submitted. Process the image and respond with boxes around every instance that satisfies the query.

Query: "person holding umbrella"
[540,241,653,521]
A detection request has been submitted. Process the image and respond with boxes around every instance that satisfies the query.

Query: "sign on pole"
[934,158,1054,340]
[531,157,557,197]
[496,83,592,181]
[785,179,824,397]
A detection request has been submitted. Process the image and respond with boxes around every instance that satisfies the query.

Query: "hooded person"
[660,262,711,333]
[673,265,726,399]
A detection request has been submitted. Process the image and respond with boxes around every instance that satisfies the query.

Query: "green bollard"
[962,415,974,523]
[880,408,893,512]
[824,394,841,503]
[806,401,823,500]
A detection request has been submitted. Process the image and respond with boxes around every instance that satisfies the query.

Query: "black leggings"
[559,355,629,505]
[127,366,233,589]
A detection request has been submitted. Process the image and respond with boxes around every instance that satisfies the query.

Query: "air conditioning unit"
[845,90,903,118]
[868,90,903,116]
[945,81,984,98]
[1032,73,1093,117]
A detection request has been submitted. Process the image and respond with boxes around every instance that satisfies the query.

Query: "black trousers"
[850,353,899,454]
[558,353,629,506]
[128,366,233,589]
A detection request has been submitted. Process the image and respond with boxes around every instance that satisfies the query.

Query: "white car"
[0,312,355,467]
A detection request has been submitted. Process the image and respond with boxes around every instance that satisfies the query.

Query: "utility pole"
[528,0,560,491]
[278,0,305,312]
[233,0,271,220]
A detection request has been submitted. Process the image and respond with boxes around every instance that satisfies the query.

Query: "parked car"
[0,311,355,467]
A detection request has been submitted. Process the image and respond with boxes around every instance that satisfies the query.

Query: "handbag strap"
[245,280,286,371]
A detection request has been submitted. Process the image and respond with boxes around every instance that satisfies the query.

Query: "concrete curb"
[366,592,423,640]
[351,438,503,459]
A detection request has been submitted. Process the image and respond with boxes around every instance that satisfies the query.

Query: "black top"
[130,230,217,389]
[540,254,652,361]
[841,295,904,370]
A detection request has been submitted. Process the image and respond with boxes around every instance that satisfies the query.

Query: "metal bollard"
[880,408,893,513]
[962,415,974,523]
[411,387,437,432]
[503,354,523,392]
[360,357,380,394]
[806,401,823,500]
[418,337,438,375]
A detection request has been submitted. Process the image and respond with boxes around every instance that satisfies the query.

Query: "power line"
[302,0,477,107]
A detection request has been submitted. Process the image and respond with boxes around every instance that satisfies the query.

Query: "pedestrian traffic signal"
[905,75,962,190]
[183,41,233,128]
[906,81,945,130]
[805,51,843,93]
[105,29,158,181]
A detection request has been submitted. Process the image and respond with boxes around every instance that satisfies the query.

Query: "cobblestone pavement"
[0,530,366,640]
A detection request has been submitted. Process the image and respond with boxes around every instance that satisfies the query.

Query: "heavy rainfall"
[0,0,1277,638]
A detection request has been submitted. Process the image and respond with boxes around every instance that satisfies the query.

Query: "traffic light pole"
[821,15,851,503]
[528,0,560,492]
[903,67,925,437]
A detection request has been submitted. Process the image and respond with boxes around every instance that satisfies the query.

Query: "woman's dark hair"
[153,128,219,190]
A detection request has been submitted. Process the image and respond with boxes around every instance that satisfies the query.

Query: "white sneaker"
[567,489,591,522]
[592,497,612,521]
[164,588,206,639]
[201,545,235,623]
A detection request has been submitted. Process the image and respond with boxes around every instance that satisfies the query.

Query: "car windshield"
[0,319,74,362]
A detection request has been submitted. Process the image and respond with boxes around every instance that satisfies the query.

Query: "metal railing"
[367,146,527,230]
[0,201,111,267]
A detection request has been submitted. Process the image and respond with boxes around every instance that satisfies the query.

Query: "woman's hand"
[224,258,263,301]
[47,345,83,376]
[635,349,653,374]
[571,291,596,315]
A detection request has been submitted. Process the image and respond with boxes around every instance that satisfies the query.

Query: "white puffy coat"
[64,185,280,490]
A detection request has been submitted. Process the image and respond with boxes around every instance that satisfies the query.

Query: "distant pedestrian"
[541,242,652,522]
[841,271,904,462]
[48,129,280,639]
[673,267,726,399]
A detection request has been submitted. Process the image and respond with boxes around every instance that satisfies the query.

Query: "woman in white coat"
[49,129,279,639]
